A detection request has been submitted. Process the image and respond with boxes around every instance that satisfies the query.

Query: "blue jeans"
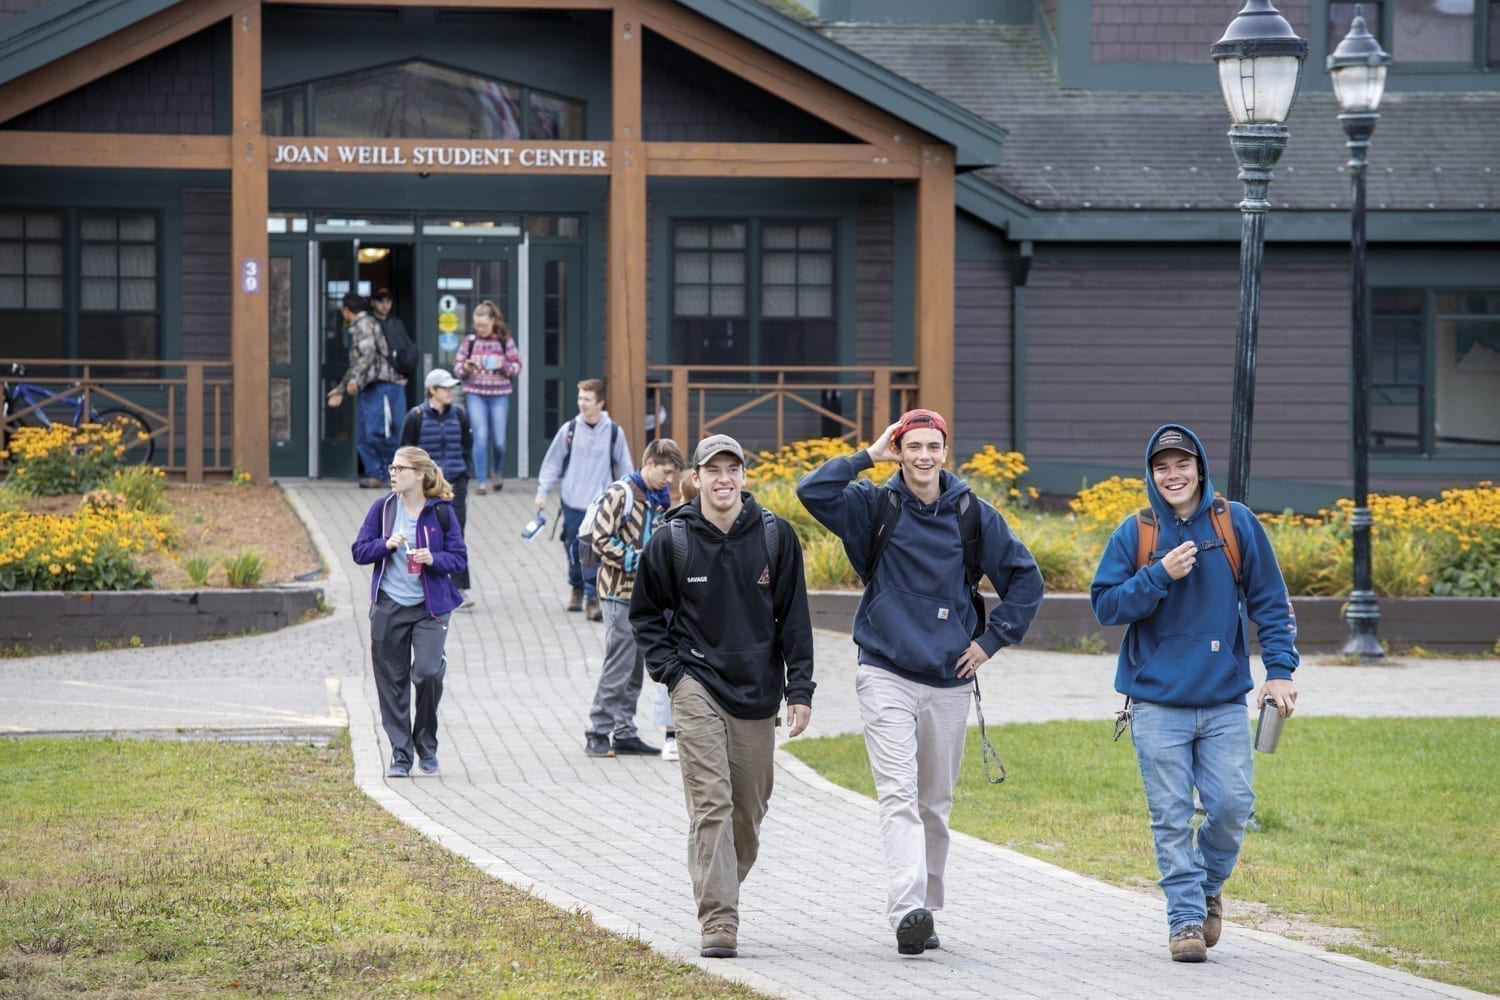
[466,392,510,484]
[560,503,597,597]
[357,381,405,481]
[1129,700,1255,933]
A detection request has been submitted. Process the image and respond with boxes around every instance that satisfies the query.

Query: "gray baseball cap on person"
[692,433,746,468]
[424,368,461,390]
[1148,427,1198,459]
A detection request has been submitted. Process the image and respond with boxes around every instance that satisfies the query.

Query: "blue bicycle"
[3,362,156,464]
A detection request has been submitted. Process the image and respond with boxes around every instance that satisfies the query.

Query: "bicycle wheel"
[96,408,156,464]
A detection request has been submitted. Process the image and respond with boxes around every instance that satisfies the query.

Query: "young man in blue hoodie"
[1091,424,1299,963]
[797,409,1043,956]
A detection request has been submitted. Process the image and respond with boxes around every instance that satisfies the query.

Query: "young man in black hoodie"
[629,433,815,961]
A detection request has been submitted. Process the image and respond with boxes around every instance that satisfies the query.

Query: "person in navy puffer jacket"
[400,369,473,599]
[352,446,468,780]
[1091,424,1299,963]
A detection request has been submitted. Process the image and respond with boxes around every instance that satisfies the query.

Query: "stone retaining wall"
[0,587,325,653]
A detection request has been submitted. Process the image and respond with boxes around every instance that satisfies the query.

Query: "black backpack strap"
[559,418,576,481]
[864,487,903,581]
[760,506,780,583]
[436,501,451,535]
[669,517,687,581]
[609,422,620,479]
[958,491,983,592]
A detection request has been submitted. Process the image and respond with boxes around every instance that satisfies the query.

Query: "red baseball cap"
[894,408,948,442]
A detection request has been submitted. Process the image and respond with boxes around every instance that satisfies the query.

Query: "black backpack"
[380,318,419,379]
[668,507,781,586]
[559,418,621,481]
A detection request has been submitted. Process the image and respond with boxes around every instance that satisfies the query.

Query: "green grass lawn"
[0,735,762,999]
[785,716,1500,995]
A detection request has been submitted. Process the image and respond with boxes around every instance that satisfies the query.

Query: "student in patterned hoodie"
[582,438,686,759]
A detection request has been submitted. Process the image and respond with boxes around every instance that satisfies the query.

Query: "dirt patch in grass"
[22,483,324,589]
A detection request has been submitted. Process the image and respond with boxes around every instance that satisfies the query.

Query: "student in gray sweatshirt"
[533,378,634,620]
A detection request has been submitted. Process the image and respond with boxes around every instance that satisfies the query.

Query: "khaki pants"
[671,675,776,931]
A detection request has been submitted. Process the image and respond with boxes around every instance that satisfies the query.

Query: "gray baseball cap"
[692,433,746,468]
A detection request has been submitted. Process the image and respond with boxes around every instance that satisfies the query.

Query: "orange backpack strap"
[1135,507,1158,572]
[1210,497,1243,585]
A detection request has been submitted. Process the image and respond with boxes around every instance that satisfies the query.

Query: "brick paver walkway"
[3,476,1493,999]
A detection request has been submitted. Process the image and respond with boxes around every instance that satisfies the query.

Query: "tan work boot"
[700,924,738,959]
[565,587,584,612]
[1169,924,1207,963]
[585,596,602,621]
[1203,893,1223,948]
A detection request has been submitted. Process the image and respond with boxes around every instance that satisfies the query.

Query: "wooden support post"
[915,143,955,432]
[608,5,646,455]
[230,4,269,482]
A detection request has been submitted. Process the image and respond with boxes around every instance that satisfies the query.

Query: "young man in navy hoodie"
[1091,424,1299,963]
[797,409,1043,956]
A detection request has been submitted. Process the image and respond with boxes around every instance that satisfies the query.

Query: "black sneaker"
[895,907,933,956]
[584,734,614,758]
[612,735,661,756]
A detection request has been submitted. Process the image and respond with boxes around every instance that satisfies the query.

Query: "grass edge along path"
[0,735,764,1000]
[784,716,1500,996]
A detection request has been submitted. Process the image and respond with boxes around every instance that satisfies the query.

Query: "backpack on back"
[668,508,780,587]
[559,417,621,484]
[577,477,633,570]
[864,486,986,640]
[379,319,419,380]
[1135,496,1242,584]
[380,495,452,538]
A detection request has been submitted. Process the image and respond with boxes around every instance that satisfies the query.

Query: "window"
[1330,0,1500,68]
[79,214,159,361]
[670,219,838,371]
[1371,287,1500,453]
[0,211,65,359]
[263,60,585,140]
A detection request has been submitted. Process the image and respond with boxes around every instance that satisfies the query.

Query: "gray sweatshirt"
[534,412,635,510]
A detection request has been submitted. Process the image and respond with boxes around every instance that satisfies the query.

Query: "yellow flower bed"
[0,504,168,591]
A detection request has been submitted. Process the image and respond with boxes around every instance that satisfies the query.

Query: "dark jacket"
[1090,424,1299,707]
[399,401,472,483]
[797,452,1044,686]
[629,493,815,719]
[351,493,468,617]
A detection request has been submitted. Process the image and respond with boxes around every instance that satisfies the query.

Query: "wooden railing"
[645,365,920,456]
[2,358,235,482]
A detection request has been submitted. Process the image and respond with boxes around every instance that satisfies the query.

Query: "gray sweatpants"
[370,594,449,767]
[587,599,645,740]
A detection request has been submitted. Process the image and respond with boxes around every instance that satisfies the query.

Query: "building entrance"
[267,215,587,480]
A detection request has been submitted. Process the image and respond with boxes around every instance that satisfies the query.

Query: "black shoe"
[612,735,661,756]
[896,907,933,955]
[925,933,940,951]
[584,734,614,758]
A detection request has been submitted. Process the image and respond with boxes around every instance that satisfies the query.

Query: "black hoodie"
[629,492,815,719]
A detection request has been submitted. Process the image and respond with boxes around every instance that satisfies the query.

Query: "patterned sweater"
[455,333,522,396]
[591,477,664,604]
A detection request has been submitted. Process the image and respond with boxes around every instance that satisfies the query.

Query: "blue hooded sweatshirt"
[797,451,1043,687]
[1090,424,1298,708]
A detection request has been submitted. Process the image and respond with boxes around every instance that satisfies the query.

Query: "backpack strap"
[669,510,780,590]
[957,491,982,593]
[669,517,687,581]
[761,506,780,584]
[559,418,577,481]
[1135,507,1158,573]
[866,486,982,590]
[609,422,620,480]
[1210,497,1243,585]
[864,487,904,581]
[436,501,451,535]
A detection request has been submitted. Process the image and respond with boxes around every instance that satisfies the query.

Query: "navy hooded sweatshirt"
[1090,424,1299,708]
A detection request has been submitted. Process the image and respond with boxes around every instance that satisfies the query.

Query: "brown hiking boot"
[1204,893,1223,948]
[1169,925,1207,963]
[565,588,584,612]
[585,596,602,621]
[700,924,738,958]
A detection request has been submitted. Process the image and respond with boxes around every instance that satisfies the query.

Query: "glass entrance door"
[268,239,309,478]
[422,242,519,476]
[526,240,585,474]
[317,241,358,479]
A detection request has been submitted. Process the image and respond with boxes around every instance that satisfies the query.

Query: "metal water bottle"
[1254,696,1286,754]
[520,512,547,542]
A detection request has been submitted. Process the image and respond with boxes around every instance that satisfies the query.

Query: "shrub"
[106,465,169,514]
[0,506,164,591]
[1,423,127,496]
[1069,476,1147,537]
[959,445,1037,509]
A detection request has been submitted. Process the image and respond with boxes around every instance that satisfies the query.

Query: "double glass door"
[270,232,583,480]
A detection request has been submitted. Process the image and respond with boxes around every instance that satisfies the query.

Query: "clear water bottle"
[520,512,547,542]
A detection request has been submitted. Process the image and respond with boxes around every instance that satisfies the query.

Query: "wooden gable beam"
[0,0,245,125]
[0,130,231,169]
[915,143,955,425]
[648,141,919,178]
[636,0,923,164]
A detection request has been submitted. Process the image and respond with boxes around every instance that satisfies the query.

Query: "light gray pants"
[370,594,449,767]
[588,599,644,740]
[856,663,971,929]
[671,674,776,931]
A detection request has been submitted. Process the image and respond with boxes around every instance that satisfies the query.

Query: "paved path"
[3,478,1495,999]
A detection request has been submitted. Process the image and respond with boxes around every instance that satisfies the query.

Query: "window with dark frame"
[78,213,159,363]
[0,212,67,361]
[1329,1,1499,68]
[671,221,748,367]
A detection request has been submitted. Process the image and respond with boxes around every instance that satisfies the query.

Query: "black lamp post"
[1211,1,1308,504]
[1329,5,1391,661]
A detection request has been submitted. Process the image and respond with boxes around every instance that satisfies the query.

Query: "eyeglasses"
[389,465,417,474]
